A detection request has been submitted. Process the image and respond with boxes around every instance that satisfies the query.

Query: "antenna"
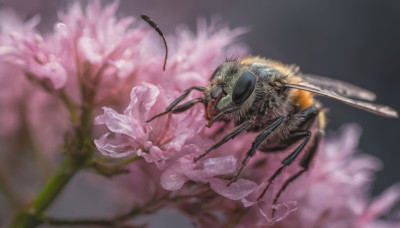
[141,14,168,71]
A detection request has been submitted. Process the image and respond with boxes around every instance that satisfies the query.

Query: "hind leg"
[257,106,321,199]
[229,105,320,186]
[257,130,313,199]
[269,131,323,216]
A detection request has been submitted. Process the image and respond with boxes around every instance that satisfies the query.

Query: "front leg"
[194,118,255,162]
[147,86,205,122]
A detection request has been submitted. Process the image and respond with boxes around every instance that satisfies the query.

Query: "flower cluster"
[235,125,400,228]
[1,1,399,227]
[0,10,70,166]
[96,81,400,227]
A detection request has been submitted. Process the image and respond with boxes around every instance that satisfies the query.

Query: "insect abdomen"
[291,89,314,110]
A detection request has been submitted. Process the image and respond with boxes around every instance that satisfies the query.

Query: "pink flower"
[54,0,148,79]
[0,0,150,105]
[134,18,249,90]
[0,9,67,89]
[109,159,168,205]
[92,2,252,199]
[94,83,204,168]
[97,86,400,228]
[95,83,259,198]
[234,125,400,227]
[0,10,70,155]
[3,1,397,227]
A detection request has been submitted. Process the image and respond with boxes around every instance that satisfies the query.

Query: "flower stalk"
[11,71,97,227]
[11,153,90,228]
[11,123,94,228]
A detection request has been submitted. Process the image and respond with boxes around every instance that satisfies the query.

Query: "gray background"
[1,0,399,225]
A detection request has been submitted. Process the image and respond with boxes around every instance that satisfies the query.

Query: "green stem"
[33,155,85,213]
[59,90,78,125]
[11,86,95,228]
[11,64,104,228]
[10,153,90,228]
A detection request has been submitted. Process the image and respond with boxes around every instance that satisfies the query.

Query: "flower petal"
[186,156,237,181]
[258,200,298,225]
[95,107,134,136]
[160,166,188,191]
[94,133,136,158]
[125,82,160,122]
[209,178,258,200]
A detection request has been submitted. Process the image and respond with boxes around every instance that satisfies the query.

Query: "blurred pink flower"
[234,124,400,227]
[0,0,150,109]
[0,10,39,135]
[139,17,248,90]
[54,0,148,80]
[0,10,70,155]
[0,9,67,89]
[1,0,248,110]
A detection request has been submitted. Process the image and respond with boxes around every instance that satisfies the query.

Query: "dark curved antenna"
[141,14,168,71]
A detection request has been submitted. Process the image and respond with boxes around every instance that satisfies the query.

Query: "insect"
[142,15,398,205]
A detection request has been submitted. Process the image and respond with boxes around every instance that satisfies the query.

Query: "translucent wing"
[284,80,398,118]
[300,74,376,101]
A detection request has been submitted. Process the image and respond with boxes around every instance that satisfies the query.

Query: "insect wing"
[284,81,398,118]
[300,74,376,101]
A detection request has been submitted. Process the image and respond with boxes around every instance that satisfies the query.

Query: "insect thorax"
[232,61,297,131]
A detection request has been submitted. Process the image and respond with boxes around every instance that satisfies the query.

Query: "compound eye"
[232,71,256,104]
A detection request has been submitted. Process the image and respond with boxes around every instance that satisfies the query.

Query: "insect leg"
[194,118,254,162]
[172,98,204,113]
[257,130,311,199]
[147,86,205,122]
[257,105,320,200]
[259,104,319,153]
[206,106,237,128]
[227,116,286,186]
[270,131,322,217]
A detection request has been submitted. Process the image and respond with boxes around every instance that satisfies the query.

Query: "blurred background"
[1,0,399,227]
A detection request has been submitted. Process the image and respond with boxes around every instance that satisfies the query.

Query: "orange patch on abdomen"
[291,89,314,110]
